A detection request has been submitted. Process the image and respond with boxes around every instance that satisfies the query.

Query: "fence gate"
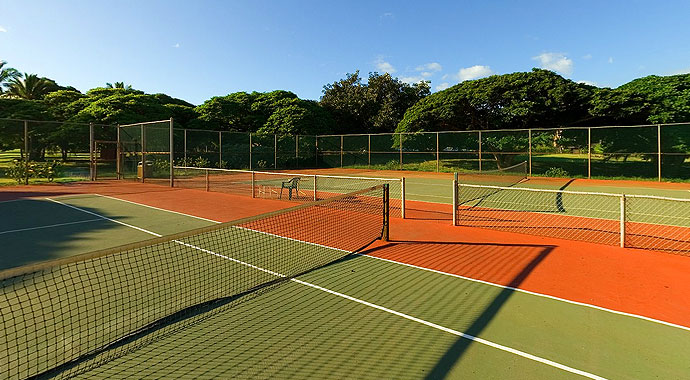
[93,140,119,180]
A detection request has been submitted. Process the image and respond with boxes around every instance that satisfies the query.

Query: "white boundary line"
[54,193,690,333]
[45,197,606,379]
[93,194,219,224]
[0,219,102,236]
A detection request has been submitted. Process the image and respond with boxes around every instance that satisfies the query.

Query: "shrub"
[544,167,570,178]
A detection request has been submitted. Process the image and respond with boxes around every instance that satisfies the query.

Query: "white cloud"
[457,65,493,81]
[381,12,394,19]
[577,80,598,86]
[608,57,614,64]
[421,71,434,78]
[582,54,592,60]
[0,26,7,33]
[172,43,180,48]
[670,67,690,75]
[435,82,450,91]
[400,76,424,84]
[415,62,442,72]
[532,52,573,75]
[374,57,396,73]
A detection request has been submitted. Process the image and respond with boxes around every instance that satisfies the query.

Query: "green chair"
[280,177,301,200]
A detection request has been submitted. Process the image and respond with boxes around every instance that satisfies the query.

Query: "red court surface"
[3,180,690,330]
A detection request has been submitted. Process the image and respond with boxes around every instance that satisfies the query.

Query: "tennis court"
[2,180,690,379]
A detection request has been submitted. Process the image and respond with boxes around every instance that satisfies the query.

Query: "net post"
[274,134,278,169]
[382,184,390,242]
[657,124,662,181]
[401,177,406,219]
[205,169,210,192]
[588,127,592,179]
[478,131,482,172]
[23,120,29,185]
[436,132,440,172]
[251,171,255,198]
[452,179,458,226]
[620,194,626,247]
[89,122,94,181]
[313,174,317,201]
[340,135,343,168]
[528,129,532,177]
[116,124,121,179]
[170,117,174,187]
[141,123,146,183]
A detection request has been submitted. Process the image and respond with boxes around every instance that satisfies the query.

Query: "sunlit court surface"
[2,172,690,380]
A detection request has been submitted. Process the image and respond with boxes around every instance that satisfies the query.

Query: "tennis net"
[0,185,389,380]
[172,166,405,218]
[458,161,528,186]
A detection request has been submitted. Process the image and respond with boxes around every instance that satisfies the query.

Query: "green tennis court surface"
[2,187,690,379]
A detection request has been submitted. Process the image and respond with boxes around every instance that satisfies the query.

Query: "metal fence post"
[141,123,146,183]
[620,194,626,247]
[23,120,29,185]
[368,134,371,167]
[340,135,344,168]
[251,171,255,198]
[296,135,299,169]
[658,124,662,181]
[528,129,532,177]
[478,131,482,172]
[249,133,253,170]
[183,128,187,164]
[116,124,121,179]
[170,117,174,187]
[588,127,592,179]
[89,122,94,181]
[218,131,222,168]
[315,136,319,168]
[399,133,403,170]
[274,134,278,169]
[436,132,440,172]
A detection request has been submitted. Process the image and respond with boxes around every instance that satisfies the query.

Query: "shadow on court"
[359,239,554,379]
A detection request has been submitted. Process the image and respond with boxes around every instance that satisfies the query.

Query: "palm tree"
[5,73,52,100]
[0,61,21,94]
[105,82,133,90]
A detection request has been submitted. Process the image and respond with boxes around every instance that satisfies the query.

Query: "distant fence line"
[1,118,689,183]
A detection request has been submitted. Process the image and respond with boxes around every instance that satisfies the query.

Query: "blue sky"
[2,0,689,105]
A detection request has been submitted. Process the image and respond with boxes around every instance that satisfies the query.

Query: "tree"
[0,61,21,94]
[320,71,430,133]
[195,92,261,131]
[259,98,334,135]
[106,82,133,90]
[4,74,55,100]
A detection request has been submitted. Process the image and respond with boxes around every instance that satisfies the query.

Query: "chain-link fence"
[315,123,690,181]
[0,118,117,185]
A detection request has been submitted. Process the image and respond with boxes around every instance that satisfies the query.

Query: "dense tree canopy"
[321,71,430,133]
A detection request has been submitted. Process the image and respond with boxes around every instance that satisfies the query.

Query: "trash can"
[137,161,153,179]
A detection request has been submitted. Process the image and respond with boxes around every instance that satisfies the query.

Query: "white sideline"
[69,194,690,333]
[46,197,606,379]
[0,218,102,236]
[93,194,219,224]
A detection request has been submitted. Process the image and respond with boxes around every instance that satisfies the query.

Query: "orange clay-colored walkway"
[3,181,690,329]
